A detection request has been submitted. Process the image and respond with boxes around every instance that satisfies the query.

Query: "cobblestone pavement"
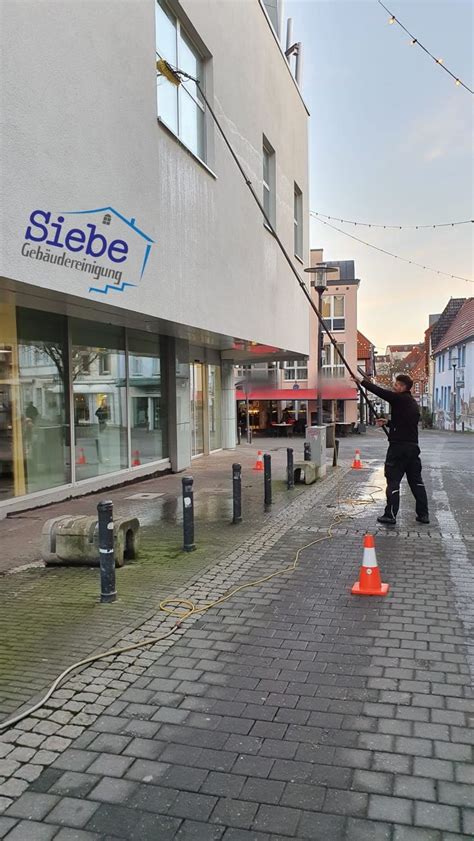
[0,440,309,720]
[0,429,473,840]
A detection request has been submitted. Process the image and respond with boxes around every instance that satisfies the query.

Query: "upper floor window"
[294,184,303,259]
[156,0,205,160]
[322,343,345,377]
[284,360,308,380]
[322,294,345,331]
[263,137,276,228]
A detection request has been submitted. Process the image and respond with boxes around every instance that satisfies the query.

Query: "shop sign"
[21,206,154,296]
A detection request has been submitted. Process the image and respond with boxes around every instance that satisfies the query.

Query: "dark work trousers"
[384,442,429,519]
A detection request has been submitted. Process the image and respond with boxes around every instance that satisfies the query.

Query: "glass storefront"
[0,305,70,500]
[71,320,127,481]
[129,330,168,466]
[208,364,222,451]
[190,362,204,456]
[0,300,170,503]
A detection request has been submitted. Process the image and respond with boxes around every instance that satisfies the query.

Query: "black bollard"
[182,476,196,552]
[264,453,272,510]
[287,447,294,490]
[97,500,117,604]
[304,442,311,461]
[333,438,340,467]
[232,463,242,524]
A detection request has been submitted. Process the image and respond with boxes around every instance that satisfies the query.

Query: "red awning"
[235,387,358,401]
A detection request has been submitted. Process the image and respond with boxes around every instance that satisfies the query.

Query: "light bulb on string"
[389,15,395,24]
[455,79,461,86]
[410,39,417,46]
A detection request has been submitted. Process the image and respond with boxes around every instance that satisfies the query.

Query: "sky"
[285,0,473,350]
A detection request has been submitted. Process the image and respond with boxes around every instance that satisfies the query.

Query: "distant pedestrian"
[25,401,39,422]
[354,373,429,525]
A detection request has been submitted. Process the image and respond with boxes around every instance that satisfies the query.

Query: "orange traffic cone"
[352,449,362,469]
[253,450,264,471]
[76,448,87,465]
[351,534,389,596]
[132,449,141,467]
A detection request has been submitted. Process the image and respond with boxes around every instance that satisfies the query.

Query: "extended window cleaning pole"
[157,59,387,435]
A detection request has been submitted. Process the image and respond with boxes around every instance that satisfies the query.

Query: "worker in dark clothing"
[354,373,430,526]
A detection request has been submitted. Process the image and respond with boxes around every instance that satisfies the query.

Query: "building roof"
[402,345,424,370]
[386,343,423,354]
[357,330,374,360]
[430,298,466,351]
[432,298,474,355]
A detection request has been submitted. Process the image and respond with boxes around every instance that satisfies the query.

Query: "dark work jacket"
[362,380,420,445]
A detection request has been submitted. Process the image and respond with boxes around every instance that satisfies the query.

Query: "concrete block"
[42,515,139,567]
[293,461,326,484]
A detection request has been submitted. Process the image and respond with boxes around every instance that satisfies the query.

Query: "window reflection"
[71,320,127,480]
[0,305,70,500]
[129,331,168,465]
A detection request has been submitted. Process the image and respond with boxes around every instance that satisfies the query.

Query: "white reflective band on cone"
[362,547,378,568]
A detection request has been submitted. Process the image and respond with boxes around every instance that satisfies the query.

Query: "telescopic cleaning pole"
[156,59,387,435]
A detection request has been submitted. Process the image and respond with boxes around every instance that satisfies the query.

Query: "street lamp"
[304,262,338,426]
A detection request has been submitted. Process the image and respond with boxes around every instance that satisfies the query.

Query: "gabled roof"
[402,346,424,370]
[431,298,466,351]
[387,343,421,353]
[432,298,474,354]
[357,330,374,360]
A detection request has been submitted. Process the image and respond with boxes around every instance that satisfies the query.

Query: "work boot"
[377,514,396,526]
[416,515,430,524]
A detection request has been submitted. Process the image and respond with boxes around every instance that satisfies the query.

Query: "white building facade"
[432,299,474,432]
[0,0,309,515]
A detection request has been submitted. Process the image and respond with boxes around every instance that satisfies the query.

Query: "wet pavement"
[0,439,312,722]
[0,428,473,840]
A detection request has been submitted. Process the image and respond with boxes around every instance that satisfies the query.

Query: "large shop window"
[156,0,205,160]
[208,364,222,451]
[128,331,168,465]
[71,320,127,481]
[0,306,70,500]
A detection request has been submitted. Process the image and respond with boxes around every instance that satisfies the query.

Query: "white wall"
[433,342,473,431]
[0,0,309,356]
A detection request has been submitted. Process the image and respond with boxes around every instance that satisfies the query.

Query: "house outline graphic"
[59,206,155,295]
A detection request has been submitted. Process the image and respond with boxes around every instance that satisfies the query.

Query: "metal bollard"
[264,453,272,510]
[333,438,340,467]
[97,500,117,603]
[304,442,311,461]
[287,447,294,490]
[232,463,242,524]
[182,476,196,552]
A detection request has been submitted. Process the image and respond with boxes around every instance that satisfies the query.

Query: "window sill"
[157,118,217,179]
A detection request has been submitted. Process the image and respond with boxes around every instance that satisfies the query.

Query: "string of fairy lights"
[311,212,473,231]
[378,0,473,94]
[310,213,474,284]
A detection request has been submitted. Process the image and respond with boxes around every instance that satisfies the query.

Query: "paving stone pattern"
[0,442,309,720]
[1,433,473,839]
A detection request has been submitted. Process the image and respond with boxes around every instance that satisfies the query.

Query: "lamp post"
[304,262,338,427]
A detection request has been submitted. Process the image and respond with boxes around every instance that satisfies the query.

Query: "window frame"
[262,136,276,229]
[156,0,206,162]
[294,183,303,260]
[284,359,308,381]
[322,342,345,377]
[321,294,346,332]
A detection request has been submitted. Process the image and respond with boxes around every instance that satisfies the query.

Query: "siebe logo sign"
[21,206,154,296]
